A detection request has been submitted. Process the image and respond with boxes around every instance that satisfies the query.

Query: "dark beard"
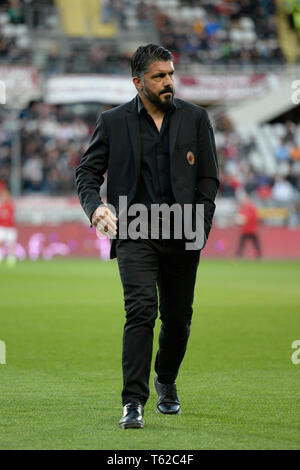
[142,84,174,112]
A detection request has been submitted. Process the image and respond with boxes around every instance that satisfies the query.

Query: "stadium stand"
[0,100,95,194]
[1,100,299,217]
[0,0,291,72]
[216,116,300,207]
[0,0,300,227]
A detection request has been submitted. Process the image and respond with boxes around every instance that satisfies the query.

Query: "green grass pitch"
[0,257,299,450]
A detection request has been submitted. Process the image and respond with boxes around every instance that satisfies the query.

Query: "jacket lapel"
[126,97,141,184]
[169,100,182,158]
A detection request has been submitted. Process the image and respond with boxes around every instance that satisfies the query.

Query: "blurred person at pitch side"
[76,44,219,429]
[0,181,17,267]
[236,191,262,259]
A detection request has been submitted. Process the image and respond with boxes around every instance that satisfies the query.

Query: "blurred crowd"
[215,115,300,212]
[152,0,286,68]
[0,101,300,218]
[0,0,290,73]
[0,0,299,224]
[56,0,287,73]
[0,0,31,65]
[0,101,92,194]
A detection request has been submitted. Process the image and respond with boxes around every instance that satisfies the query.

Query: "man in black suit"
[76,44,219,429]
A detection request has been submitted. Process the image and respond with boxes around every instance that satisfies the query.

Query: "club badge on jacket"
[187,151,195,165]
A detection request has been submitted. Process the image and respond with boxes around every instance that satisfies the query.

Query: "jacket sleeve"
[195,109,219,245]
[75,113,109,224]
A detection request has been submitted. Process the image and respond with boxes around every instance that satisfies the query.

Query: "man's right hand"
[92,205,118,237]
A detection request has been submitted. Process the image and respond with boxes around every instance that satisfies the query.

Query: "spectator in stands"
[272,175,295,206]
[283,120,296,143]
[244,169,258,195]
[290,142,300,162]
[22,153,44,192]
[44,45,61,74]
[286,163,300,191]
[274,139,290,163]
[7,0,24,24]
[235,191,262,259]
[256,183,272,203]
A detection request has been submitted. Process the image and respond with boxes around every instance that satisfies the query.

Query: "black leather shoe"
[154,376,182,415]
[119,402,145,429]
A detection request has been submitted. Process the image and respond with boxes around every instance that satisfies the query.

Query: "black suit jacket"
[75,95,219,259]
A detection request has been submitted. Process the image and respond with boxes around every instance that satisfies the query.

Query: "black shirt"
[134,95,176,208]
[123,96,181,240]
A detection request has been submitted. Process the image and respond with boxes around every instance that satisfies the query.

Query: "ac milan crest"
[187,151,195,165]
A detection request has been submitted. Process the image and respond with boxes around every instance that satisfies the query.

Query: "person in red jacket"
[236,192,262,259]
[0,181,17,266]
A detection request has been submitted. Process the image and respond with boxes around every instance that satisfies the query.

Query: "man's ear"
[132,76,142,92]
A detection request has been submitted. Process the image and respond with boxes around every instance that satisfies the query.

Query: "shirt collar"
[137,94,176,115]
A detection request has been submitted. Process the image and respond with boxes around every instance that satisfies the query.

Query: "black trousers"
[115,238,200,406]
[236,233,262,259]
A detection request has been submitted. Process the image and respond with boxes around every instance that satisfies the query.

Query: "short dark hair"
[131,44,174,78]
